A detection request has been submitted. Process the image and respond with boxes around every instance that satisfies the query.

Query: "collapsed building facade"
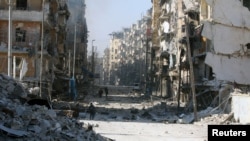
[151,0,207,105]
[0,0,88,98]
[150,0,250,122]
[103,0,250,123]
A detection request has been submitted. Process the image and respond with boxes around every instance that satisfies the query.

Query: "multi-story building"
[0,0,76,97]
[0,0,49,79]
[104,10,152,87]
[102,48,110,85]
[151,0,214,108]
[150,0,250,115]
[201,0,250,121]
[108,32,123,85]
[102,0,250,123]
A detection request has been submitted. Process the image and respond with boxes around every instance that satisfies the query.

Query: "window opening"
[16,0,27,10]
[16,28,26,42]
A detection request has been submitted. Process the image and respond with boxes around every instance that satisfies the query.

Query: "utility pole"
[7,0,13,76]
[40,0,45,98]
[68,50,71,76]
[145,19,151,97]
[91,39,95,78]
[73,24,76,78]
[185,15,198,121]
[145,38,149,95]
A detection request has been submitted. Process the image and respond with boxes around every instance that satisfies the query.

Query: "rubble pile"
[0,74,111,141]
[180,107,235,125]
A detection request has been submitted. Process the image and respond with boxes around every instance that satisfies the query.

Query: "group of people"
[87,87,109,120]
[98,87,108,99]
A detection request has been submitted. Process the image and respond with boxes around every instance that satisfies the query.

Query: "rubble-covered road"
[0,74,234,141]
[78,86,233,141]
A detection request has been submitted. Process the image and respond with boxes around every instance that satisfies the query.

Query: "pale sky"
[85,0,152,57]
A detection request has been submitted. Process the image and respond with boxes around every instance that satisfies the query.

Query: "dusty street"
[82,120,207,141]
[78,86,209,141]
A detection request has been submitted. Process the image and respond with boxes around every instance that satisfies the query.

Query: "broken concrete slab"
[205,52,250,84]
[0,124,29,137]
[202,22,250,55]
[232,94,250,124]
[205,0,250,29]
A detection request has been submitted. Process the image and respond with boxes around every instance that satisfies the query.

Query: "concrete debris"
[0,73,111,141]
[0,124,28,137]
[178,106,228,124]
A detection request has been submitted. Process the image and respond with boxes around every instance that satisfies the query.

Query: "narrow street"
[0,0,250,141]
[78,86,208,141]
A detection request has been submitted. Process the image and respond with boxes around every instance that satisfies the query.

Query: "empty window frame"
[16,28,26,42]
[16,0,27,10]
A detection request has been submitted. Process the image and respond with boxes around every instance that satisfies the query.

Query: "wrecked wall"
[203,0,250,84]
[0,0,43,11]
[0,0,48,22]
[0,10,45,22]
[206,0,250,28]
[205,53,250,85]
[232,94,250,124]
[202,22,250,55]
[0,52,36,77]
[0,21,40,48]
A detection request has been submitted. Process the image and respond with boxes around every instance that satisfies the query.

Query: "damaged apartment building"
[151,0,207,105]
[151,0,250,123]
[0,0,73,98]
[105,10,152,87]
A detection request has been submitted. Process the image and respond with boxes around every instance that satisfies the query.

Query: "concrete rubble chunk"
[15,106,26,117]
[27,125,42,133]
[0,73,124,140]
[53,122,62,132]
[10,118,24,130]
[12,84,27,98]
[28,87,40,95]
[46,109,57,119]
[0,124,29,137]
[0,79,8,90]
[40,119,52,130]
[6,83,15,94]
[0,73,13,81]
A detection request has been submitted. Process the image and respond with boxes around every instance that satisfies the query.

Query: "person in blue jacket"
[69,75,77,101]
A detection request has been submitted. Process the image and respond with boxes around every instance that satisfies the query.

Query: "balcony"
[0,10,48,22]
[151,44,160,50]
[159,12,172,21]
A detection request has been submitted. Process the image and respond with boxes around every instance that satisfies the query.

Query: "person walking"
[88,103,96,120]
[69,75,77,101]
[104,87,108,99]
[98,88,103,98]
